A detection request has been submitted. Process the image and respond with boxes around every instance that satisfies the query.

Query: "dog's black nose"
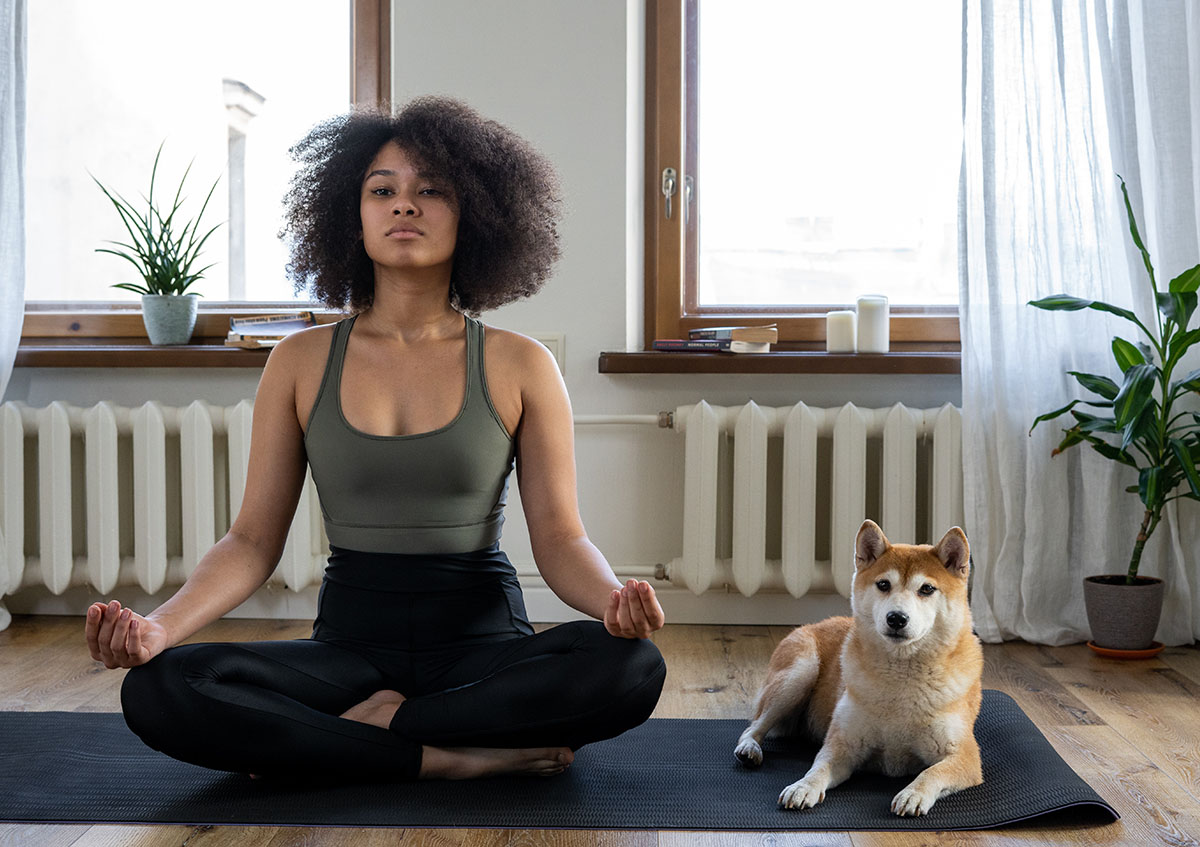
[886,611,909,631]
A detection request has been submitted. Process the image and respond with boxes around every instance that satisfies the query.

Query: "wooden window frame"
[642,0,960,354]
[17,0,391,367]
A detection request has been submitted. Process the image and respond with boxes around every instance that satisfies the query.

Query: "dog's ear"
[933,527,970,578]
[855,520,890,571]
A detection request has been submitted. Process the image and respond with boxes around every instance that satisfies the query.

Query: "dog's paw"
[890,785,936,817]
[733,738,763,768]
[778,778,825,810]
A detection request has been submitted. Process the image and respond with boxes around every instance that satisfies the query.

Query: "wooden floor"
[2,615,1199,847]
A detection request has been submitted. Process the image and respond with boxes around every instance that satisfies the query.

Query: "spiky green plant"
[92,143,221,296]
[1029,177,1200,584]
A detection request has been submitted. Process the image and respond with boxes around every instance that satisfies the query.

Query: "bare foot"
[340,689,407,729]
[419,746,575,780]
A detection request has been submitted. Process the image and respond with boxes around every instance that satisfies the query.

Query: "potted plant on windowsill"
[92,144,221,345]
[1029,177,1200,656]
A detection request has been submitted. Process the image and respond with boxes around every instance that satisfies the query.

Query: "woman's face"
[359,142,459,275]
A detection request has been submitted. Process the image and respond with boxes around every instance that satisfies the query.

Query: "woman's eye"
[370,187,392,196]
[420,187,442,196]
[919,584,937,596]
[875,580,890,593]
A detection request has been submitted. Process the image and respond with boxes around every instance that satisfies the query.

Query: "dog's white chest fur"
[836,682,969,776]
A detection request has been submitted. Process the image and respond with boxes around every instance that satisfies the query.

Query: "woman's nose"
[392,196,418,216]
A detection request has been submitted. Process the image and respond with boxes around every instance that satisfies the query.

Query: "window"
[22,0,388,312]
[645,0,961,348]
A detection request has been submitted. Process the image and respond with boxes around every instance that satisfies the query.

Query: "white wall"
[8,1,960,623]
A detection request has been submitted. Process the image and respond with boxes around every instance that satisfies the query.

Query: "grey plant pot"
[141,294,199,346]
[1083,575,1164,650]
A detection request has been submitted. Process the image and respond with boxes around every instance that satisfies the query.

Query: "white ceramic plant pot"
[141,294,199,346]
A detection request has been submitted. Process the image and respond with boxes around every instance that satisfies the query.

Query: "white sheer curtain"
[0,0,23,630]
[0,0,24,402]
[961,0,1200,645]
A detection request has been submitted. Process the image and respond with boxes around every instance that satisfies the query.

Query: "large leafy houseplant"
[92,143,221,297]
[1029,177,1200,589]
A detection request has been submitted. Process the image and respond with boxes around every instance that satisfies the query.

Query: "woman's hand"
[603,580,665,639]
[85,600,169,669]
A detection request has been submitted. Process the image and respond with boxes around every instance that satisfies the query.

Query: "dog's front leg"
[890,739,983,817]
[778,729,867,810]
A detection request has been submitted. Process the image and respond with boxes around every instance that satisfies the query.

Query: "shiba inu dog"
[734,520,983,817]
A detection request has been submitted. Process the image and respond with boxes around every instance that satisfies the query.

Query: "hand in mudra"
[85,600,169,669]
[604,579,665,639]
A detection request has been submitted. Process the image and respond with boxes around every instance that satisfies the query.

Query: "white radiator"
[0,399,963,630]
[0,400,327,630]
[664,401,963,599]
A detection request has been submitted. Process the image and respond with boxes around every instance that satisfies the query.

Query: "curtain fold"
[961,0,1200,645]
[0,0,25,402]
[0,0,25,621]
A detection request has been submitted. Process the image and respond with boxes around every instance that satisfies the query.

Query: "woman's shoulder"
[261,321,341,381]
[480,323,560,376]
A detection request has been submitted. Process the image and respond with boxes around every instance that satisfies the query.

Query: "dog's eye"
[875,579,891,592]
[919,584,937,596]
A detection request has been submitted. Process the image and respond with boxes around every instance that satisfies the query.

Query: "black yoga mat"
[0,690,1116,831]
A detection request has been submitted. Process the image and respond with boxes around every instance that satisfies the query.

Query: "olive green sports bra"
[303,314,516,555]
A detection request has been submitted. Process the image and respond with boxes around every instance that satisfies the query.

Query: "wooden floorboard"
[1,616,1198,846]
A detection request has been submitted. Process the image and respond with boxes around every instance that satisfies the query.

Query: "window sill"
[15,337,272,368]
[598,345,960,375]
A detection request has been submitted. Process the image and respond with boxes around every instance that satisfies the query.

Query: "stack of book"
[225,312,318,348]
[652,324,778,354]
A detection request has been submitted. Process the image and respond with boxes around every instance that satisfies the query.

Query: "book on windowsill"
[652,338,772,354]
[687,323,778,343]
[224,311,318,348]
[224,335,284,349]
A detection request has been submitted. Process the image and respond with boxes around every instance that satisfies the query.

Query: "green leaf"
[1087,437,1137,467]
[1138,466,1163,508]
[1122,399,1158,453]
[1168,329,1200,369]
[1168,263,1200,293]
[1029,295,1141,326]
[1157,291,1198,328]
[1113,363,1157,427]
[1119,176,1157,290]
[1172,368,1200,395]
[1076,415,1120,434]
[1169,438,1200,498]
[1052,427,1087,456]
[1030,399,1083,435]
[109,282,152,295]
[1067,371,1120,400]
[1112,337,1146,372]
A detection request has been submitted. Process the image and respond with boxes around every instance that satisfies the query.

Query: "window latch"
[661,167,677,219]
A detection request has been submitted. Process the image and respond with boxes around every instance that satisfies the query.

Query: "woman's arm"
[85,333,314,667]
[508,337,664,638]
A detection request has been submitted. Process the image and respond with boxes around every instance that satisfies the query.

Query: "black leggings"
[120,546,666,781]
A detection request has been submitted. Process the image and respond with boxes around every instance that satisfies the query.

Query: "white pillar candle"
[856,295,890,353]
[825,310,857,353]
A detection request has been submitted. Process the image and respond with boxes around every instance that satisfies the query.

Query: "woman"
[83,97,667,782]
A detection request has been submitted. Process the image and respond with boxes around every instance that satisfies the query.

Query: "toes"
[778,779,824,810]
[891,787,932,816]
[734,739,763,768]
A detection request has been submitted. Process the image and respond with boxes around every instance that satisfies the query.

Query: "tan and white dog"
[734,520,983,817]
